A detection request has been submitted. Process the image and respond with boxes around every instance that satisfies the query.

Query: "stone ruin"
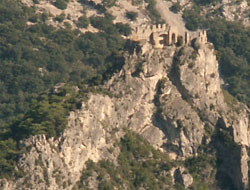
[130,24,207,50]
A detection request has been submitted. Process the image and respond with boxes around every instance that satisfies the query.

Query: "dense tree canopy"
[0,0,129,129]
[0,0,130,178]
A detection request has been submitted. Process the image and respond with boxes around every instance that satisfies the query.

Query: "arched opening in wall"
[160,34,168,46]
[176,36,183,47]
[172,33,177,44]
[149,33,154,45]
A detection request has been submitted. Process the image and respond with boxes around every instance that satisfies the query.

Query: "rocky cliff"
[0,39,249,190]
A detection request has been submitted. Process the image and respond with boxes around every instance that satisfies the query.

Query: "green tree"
[54,0,68,10]
[125,11,138,21]
[170,3,182,14]
[115,23,132,36]
[77,15,90,28]
[103,0,117,7]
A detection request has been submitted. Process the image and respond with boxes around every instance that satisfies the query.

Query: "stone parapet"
[130,24,207,49]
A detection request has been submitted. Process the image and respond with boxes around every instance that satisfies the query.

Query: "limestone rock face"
[1,95,121,190]
[221,0,250,27]
[1,43,249,190]
[173,167,193,188]
[177,45,226,124]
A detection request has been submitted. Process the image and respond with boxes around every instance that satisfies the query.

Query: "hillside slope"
[0,0,249,189]
[1,41,249,190]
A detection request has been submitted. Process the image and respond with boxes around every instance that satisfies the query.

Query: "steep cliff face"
[1,42,249,189]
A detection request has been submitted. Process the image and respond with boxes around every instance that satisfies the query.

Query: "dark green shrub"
[115,23,131,36]
[64,21,72,29]
[182,7,203,31]
[145,0,163,24]
[124,40,140,54]
[170,3,182,13]
[132,0,143,5]
[29,14,39,23]
[77,15,89,28]
[188,62,195,69]
[90,16,112,31]
[189,50,198,60]
[125,11,138,21]
[54,13,65,22]
[132,62,144,77]
[32,0,39,4]
[103,0,117,7]
[54,0,68,10]
[193,0,221,6]
[0,139,20,178]
[41,12,49,21]
[95,4,106,13]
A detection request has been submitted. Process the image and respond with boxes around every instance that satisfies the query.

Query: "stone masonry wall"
[130,24,207,49]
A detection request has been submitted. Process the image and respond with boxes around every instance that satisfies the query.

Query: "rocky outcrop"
[173,167,193,188]
[222,0,250,27]
[1,42,249,189]
[0,95,121,190]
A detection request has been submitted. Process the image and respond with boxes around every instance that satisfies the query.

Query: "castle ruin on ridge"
[130,24,207,50]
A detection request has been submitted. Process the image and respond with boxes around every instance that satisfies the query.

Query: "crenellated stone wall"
[130,24,207,49]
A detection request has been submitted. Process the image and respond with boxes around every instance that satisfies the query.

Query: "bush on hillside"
[54,0,68,10]
[115,23,132,36]
[77,15,90,28]
[125,11,138,21]
[170,3,182,14]
[103,0,117,7]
